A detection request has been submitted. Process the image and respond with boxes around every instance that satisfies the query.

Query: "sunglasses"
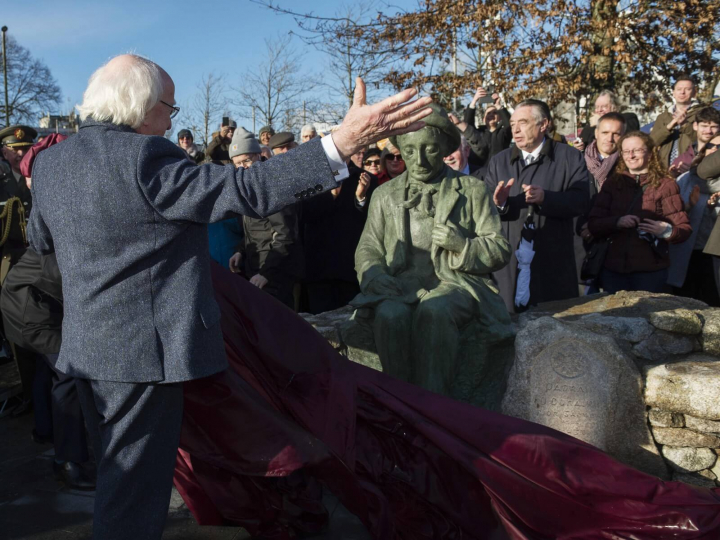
[364,159,381,165]
[386,155,404,162]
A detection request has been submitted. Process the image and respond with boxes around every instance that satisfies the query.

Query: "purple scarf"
[585,140,619,188]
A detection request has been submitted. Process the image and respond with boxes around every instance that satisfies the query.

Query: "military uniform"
[0,125,37,410]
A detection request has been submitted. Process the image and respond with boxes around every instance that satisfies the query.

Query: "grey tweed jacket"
[27,120,337,383]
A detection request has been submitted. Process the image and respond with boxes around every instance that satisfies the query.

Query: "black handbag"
[581,186,643,281]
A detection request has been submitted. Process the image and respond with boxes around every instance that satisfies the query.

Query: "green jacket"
[650,109,698,166]
[354,166,512,332]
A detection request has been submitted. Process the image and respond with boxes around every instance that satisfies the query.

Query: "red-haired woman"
[588,131,692,293]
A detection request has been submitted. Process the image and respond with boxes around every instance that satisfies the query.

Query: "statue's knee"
[415,296,451,324]
[375,301,413,325]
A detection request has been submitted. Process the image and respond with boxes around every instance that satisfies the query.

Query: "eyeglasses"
[160,100,180,119]
[239,157,256,167]
[364,159,381,166]
[386,155,404,162]
[621,148,647,157]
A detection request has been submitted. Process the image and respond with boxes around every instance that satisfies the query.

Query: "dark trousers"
[601,268,669,294]
[33,355,90,463]
[12,342,38,401]
[76,379,184,540]
[674,250,720,307]
[306,280,360,314]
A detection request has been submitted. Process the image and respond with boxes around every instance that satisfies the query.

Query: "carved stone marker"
[528,338,611,449]
[502,316,669,479]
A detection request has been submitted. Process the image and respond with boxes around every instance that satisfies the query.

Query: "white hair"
[77,55,165,129]
[301,124,317,136]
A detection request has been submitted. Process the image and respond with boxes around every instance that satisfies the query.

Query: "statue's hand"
[366,274,403,296]
[432,224,465,253]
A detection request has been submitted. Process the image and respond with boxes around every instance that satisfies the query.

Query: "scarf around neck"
[585,140,619,188]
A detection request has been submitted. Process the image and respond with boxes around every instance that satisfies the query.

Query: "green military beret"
[0,125,37,148]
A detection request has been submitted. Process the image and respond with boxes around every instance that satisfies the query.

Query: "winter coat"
[588,172,691,273]
[484,139,590,312]
[650,109,698,166]
[461,107,512,168]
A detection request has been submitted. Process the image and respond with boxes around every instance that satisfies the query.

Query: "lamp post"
[1,26,8,127]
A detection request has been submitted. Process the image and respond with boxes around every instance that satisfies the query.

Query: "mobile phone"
[477,86,496,104]
[222,116,229,126]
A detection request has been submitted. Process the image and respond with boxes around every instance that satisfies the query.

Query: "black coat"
[302,163,377,284]
[0,249,62,355]
[461,107,513,168]
[484,140,590,312]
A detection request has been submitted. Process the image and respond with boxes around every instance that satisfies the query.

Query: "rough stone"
[651,427,720,448]
[337,313,515,411]
[712,456,720,480]
[700,309,720,356]
[502,316,668,478]
[649,309,703,335]
[648,409,684,428]
[547,291,707,320]
[632,331,696,363]
[576,314,653,343]
[684,415,720,434]
[301,306,355,350]
[673,470,717,488]
[645,359,720,420]
[661,446,717,472]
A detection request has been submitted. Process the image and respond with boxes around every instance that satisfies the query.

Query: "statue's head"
[391,104,461,183]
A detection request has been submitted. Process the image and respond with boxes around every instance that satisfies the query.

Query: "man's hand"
[250,274,269,289]
[493,178,515,207]
[356,172,371,201]
[331,78,433,161]
[668,109,687,130]
[523,184,545,205]
[220,126,231,140]
[229,252,242,273]
[491,91,501,106]
[572,138,586,152]
[709,192,720,207]
[366,274,403,296]
[448,113,468,132]
[580,223,593,242]
[617,215,640,229]
[432,224,465,253]
[470,87,487,108]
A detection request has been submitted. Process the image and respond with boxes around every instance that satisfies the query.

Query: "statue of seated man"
[351,105,513,395]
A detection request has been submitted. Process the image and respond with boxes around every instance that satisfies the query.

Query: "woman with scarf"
[588,131,692,293]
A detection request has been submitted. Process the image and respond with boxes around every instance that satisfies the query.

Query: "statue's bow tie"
[402,184,438,216]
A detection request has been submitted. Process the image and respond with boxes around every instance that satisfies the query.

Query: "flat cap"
[268,131,295,149]
[0,125,38,148]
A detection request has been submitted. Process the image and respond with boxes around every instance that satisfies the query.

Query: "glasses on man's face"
[160,100,180,119]
[240,157,256,167]
[622,148,647,157]
[386,155,404,162]
[364,159,381,166]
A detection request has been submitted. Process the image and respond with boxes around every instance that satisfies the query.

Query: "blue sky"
[5,0,417,127]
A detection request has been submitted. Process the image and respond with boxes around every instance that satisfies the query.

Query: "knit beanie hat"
[177,129,193,140]
[259,125,275,137]
[229,128,262,158]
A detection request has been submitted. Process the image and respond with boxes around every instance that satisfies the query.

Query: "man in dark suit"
[485,99,590,313]
[26,54,431,540]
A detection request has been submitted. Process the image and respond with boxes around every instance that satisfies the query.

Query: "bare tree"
[235,34,316,133]
[177,73,231,147]
[0,35,62,126]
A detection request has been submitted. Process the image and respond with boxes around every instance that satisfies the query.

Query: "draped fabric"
[174,263,720,539]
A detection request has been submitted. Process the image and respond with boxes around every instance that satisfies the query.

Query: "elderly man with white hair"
[443,135,483,178]
[26,53,431,540]
[301,124,318,143]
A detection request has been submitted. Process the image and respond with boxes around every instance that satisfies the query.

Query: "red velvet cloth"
[175,263,720,539]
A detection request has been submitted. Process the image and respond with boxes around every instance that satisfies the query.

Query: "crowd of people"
[0,58,719,536]
[164,77,720,318]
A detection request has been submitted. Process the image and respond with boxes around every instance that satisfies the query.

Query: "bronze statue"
[352,105,513,395]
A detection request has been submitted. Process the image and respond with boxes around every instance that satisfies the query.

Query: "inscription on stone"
[529,339,611,449]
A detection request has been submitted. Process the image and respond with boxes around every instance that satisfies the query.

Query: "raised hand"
[493,178,515,207]
[331,78,433,161]
[356,172,371,201]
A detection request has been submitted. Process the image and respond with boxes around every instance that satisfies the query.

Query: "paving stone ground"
[0,400,371,540]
